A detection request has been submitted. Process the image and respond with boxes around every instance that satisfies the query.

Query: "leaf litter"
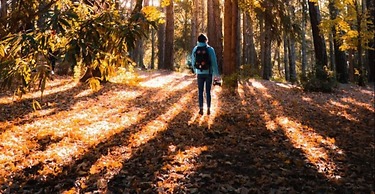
[0,70,374,193]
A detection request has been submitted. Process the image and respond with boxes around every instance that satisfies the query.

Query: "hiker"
[191,33,220,115]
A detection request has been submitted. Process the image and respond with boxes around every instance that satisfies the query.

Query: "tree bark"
[0,0,6,18]
[213,0,223,74]
[157,8,166,69]
[301,0,308,79]
[288,34,297,83]
[308,1,328,78]
[164,0,174,70]
[367,0,375,82]
[284,33,289,81]
[329,0,348,83]
[355,0,365,86]
[287,1,297,83]
[262,3,272,80]
[223,0,238,89]
[191,0,198,49]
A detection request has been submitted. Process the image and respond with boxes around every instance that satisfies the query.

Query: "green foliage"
[223,72,239,89]
[239,64,261,79]
[321,0,374,52]
[301,66,337,93]
[0,0,159,97]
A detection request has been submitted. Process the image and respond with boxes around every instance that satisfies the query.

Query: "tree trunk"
[150,28,156,69]
[355,0,365,86]
[0,0,7,18]
[288,34,297,83]
[329,0,348,83]
[213,0,223,74]
[284,34,289,81]
[236,8,241,69]
[287,0,297,83]
[262,3,272,80]
[308,1,328,78]
[164,0,174,70]
[191,0,198,49]
[367,0,375,82]
[242,12,249,66]
[223,0,238,89]
[301,0,308,79]
[157,8,166,69]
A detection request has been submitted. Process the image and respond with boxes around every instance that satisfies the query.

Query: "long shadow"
[2,77,373,193]
[3,79,197,193]
[0,71,170,131]
[108,83,339,193]
[242,79,374,193]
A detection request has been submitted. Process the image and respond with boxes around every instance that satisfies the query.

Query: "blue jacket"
[191,42,219,76]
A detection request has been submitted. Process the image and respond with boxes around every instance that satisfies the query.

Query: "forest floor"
[0,70,374,194]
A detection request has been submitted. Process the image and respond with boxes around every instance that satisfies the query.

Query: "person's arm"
[209,47,219,77]
[191,47,197,74]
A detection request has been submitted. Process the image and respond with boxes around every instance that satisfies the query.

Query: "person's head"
[198,33,208,43]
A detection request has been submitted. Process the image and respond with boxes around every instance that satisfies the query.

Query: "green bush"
[301,66,337,93]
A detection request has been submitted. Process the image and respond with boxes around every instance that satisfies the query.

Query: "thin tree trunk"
[329,0,348,83]
[284,34,289,81]
[242,12,250,67]
[213,0,223,74]
[355,0,365,86]
[301,0,308,79]
[288,35,297,83]
[367,0,375,82]
[0,0,7,18]
[157,8,166,69]
[287,0,297,83]
[164,0,174,70]
[236,8,241,69]
[276,47,282,77]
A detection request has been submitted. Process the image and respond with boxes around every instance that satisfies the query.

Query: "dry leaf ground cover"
[0,70,374,193]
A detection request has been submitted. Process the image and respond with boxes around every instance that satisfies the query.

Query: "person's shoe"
[207,109,210,115]
[199,109,203,115]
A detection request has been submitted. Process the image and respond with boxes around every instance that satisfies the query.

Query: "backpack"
[194,46,210,71]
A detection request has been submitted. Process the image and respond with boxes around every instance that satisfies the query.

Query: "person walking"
[191,34,220,115]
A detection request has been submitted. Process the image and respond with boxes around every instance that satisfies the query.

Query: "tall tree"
[300,0,308,79]
[157,7,166,69]
[223,0,239,89]
[329,0,348,83]
[354,0,366,86]
[308,1,328,78]
[163,0,174,70]
[286,0,297,83]
[242,11,257,75]
[0,0,6,18]
[191,0,198,49]
[283,33,290,81]
[367,0,375,82]
[207,0,223,74]
[261,1,273,80]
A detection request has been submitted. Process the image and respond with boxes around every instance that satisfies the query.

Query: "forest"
[0,0,374,193]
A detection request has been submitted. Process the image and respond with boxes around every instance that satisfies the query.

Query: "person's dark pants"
[197,74,213,110]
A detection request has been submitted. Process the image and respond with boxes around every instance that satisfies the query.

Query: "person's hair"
[198,34,208,43]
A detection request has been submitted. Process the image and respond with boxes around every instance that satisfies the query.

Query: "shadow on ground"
[1,73,373,193]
